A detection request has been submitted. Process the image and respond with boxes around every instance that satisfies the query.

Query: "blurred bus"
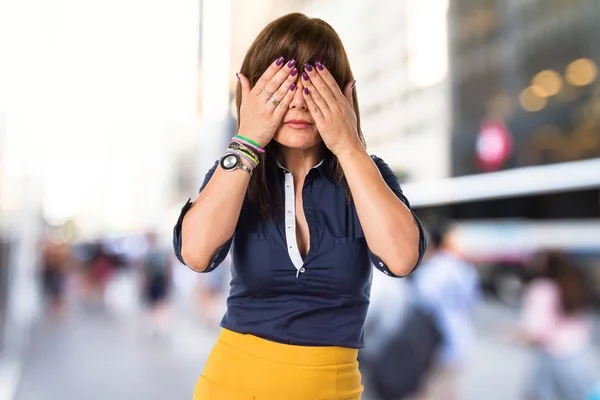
[403,158,600,306]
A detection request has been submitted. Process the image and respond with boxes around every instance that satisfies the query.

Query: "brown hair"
[235,13,365,219]
[534,250,592,315]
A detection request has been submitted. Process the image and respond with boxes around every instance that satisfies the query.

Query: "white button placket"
[283,172,305,278]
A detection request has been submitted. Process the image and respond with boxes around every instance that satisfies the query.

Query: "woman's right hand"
[236,57,299,148]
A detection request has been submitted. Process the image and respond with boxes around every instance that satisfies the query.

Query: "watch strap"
[237,162,253,177]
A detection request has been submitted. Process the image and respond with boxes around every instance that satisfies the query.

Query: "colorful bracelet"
[239,148,259,166]
[230,141,259,162]
[232,137,264,154]
[226,149,258,169]
[228,141,258,163]
[234,135,265,153]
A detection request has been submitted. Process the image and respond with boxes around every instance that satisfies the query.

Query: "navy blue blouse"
[173,155,426,348]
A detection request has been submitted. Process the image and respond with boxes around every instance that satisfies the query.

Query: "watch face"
[221,154,239,170]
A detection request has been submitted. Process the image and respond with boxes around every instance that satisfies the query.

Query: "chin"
[273,125,322,150]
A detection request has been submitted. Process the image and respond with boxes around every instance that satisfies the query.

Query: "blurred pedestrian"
[141,232,173,337]
[361,269,442,400]
[513,250,597,400]
[40,237,70,320]
[173,12,427,399]
[413,223,480,400]
[195,253,229,327]
[83,240,120,306]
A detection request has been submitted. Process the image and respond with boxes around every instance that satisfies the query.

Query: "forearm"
[336,145,420,276]
[181,165,250,271]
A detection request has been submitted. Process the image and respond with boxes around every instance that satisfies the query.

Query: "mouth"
[284,119,313,129]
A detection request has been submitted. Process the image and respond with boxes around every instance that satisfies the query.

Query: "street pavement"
[9,277,600,400]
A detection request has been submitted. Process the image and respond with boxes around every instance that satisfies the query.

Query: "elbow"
[386,249,420,277]
[180,241,210,272]
[386,225,422,276]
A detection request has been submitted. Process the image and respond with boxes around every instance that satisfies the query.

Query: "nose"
[289,82,307,110]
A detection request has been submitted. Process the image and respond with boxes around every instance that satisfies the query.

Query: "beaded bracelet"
[238,148,259,166]
[232,137,264,154]
[229,142,260,165]
[225,149,258,169]
[234,135,265,153]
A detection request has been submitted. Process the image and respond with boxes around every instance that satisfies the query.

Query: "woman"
[514,250,597,400]
[173,13,426,399]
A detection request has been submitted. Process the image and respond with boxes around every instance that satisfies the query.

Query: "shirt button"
[379,261,384,267]
[300,267,305,273]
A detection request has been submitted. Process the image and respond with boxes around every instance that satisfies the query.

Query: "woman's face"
[272,79,322,150]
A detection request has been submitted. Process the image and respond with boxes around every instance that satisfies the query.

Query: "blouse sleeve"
[172,161,233,272]
[369,155,427,277]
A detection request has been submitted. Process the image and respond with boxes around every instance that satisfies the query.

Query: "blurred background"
[0,0,599,399]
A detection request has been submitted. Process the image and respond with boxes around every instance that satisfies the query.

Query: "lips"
[284,119,312,125]
[284,119,313,129]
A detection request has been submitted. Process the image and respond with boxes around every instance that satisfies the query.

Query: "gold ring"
[269,96,280,106]
[262,88,274,97]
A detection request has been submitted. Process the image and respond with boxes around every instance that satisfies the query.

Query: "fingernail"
[236,73,240,81]
[276,56,285,66]
[290,67,298,77]
[287,59,296,68]
[302,72,309,81]
[304,87,309,95]
[290,83,297,91]
[304,63,313,72]
[351,80,357,89]
[316,61,324,71]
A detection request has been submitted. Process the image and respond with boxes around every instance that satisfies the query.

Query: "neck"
[279,145,322,178]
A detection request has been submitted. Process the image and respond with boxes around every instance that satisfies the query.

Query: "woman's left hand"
[301,62,360,156]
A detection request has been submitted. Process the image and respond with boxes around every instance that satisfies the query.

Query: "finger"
[267,70,299,111]
[262,59,297,101]
[236,72,251,97]
[272,83,298,119]
[301,70,330,114]
[314,61,347,103]
[343,80,355,106]
[302,86,326,123]
[303,63,336,107]
[250,56,285,96]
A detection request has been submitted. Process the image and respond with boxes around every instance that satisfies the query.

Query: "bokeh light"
[566,58,598,87]
[519,86,548,112]
[532,69,563,96]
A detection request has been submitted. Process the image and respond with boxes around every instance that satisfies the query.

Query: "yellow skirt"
[194,328,363,400]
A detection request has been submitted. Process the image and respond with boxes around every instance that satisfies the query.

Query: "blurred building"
[410,0,600,219]
[449,0,600,177]
[317,0,451,183]
[404,0,600,305]
[0,0,203,364]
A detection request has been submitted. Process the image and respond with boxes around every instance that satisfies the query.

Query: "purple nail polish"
[304,63,313,72]
[236,73,240,81]
[304,87,309,95]
[290,67,298,77]
[276,56,285,66]
[316,61,324,71]
[290,83,297,91]
[302,72,309,81]
[287,59,296,68]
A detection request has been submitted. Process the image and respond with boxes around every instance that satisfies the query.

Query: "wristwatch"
[220,153,253,176]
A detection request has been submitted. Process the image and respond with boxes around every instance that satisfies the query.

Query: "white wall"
[0,0,201,235]
[303,0,452,182]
